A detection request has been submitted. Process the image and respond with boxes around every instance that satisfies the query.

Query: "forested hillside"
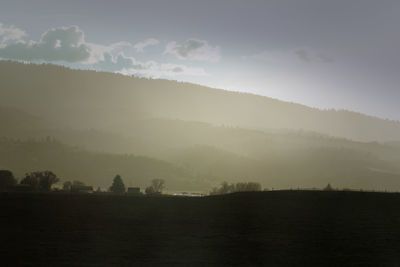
[0,138,204,191]
[2,61,400,191]
[1,61,400,142]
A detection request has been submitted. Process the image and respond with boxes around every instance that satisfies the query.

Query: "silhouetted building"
[127,187,141,195]
[70,185,93,193]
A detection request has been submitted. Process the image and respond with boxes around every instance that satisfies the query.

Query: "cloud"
[0,25,91,62]
[87,49,207,78]
[133,38,159,52]
[0,25,136,64]
[92,52,142,72]
[294,49,334,63]
[0,23,27,46]
[315,53,334,63]
[164,39,221,62]
[94,52,207,78]
[118,61,207,78]
[247,48,334,65]
[84,41,134,64]
[294,49,333,63]
[294,49,312,62]
[0,23,207,78]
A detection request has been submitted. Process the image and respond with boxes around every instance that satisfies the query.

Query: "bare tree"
[145,179,165,195]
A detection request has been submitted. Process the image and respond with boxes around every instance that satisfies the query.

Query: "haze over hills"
[1,61,400,142]
[1,61,400,191]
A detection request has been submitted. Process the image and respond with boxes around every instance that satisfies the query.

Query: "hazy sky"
[1,0,399,120]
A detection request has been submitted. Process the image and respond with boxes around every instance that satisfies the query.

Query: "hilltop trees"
[145,179,165,195]
[235,182,262,192]
[20,171,59,191]
[0,170,17,192]
[210,181,262,195]
[109,175,126,194]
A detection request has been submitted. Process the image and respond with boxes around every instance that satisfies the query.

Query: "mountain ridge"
[1,60,399,142]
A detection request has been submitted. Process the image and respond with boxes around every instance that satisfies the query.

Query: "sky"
[1,0,399,120]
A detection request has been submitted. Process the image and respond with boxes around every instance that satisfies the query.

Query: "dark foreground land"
[2,191,400,266]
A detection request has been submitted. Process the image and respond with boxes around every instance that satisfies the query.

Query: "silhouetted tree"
[235,182,245,192]
[210,182,231,195]
[145,179,165,195]
[38,171,59,191]
[0,170,16,192]
[244,182,261,192]
[220,181,234,194]
[109,175,125,194]
[21,171,59,191]
[324,183,333,191]
[21,173,40,190]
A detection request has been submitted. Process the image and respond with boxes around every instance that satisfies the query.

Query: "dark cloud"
[172,66,184,73]
[174,39,203,57]
[316,53,334,63]
[294,49,334,63]
[165,39,220,62]
[295,50,311,62]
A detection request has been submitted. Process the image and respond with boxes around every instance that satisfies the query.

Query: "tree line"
[210,181,262,195]
[1,169,265,195]
[0,170,59,192]
[0,169,166,195]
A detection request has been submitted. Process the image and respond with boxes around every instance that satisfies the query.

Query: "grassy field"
[1,191,400,266]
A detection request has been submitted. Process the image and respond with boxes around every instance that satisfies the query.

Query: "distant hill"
[2,110,400,191]
[2,61,400,191]
[0,61,399,142]
[0,138,204,191]
[0,106,50,137]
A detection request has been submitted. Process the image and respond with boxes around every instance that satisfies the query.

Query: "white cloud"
[0,23,208,78]
[90,51,207,78]
[0,23,27,46]
[133,38,159,52]
[84,41,134,64]
[0,25,137,64]
[164,39,221,62]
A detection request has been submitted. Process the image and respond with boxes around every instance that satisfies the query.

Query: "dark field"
[2,191,400,266]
